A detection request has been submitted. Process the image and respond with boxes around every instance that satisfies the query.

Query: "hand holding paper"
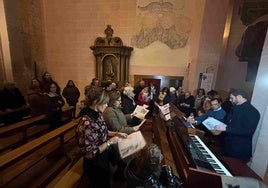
[133,119,147,131]
[115,132,128,138]
[187,117,196,125]
[210,129,222,136]
[202,117,227,130]
[133,105,149,119]
[211,125,226,136]
[214,125,226,131]
[117,131,146,159]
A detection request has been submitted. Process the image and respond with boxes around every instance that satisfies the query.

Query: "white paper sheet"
[202,117,226,130]
[117,131,146,159]
[133,105,149,119]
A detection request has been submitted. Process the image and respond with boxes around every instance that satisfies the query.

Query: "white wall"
[250,29,268,179]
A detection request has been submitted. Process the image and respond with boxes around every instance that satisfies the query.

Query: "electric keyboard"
[155,103,256,187]
[189,134,232,176]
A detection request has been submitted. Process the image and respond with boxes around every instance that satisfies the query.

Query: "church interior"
[0,0,268,187]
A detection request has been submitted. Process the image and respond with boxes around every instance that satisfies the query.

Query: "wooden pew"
[0,120,79,187]
[0,114,47,154]
[0,106,31,126]
[0,106,74,154]
[51,157,84,188]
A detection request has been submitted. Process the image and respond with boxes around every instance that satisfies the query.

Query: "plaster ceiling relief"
[132,0,192,49]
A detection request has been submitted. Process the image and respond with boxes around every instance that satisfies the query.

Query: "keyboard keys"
[189,135,232,176]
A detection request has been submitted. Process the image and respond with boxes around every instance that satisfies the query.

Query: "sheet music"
[202,117,227,130]
[117,131,146,159]
[133,105,149,119]
[157,103,171,121]
[158,103,170,115]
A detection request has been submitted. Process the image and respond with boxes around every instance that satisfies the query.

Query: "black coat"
[62,86,80,106]
[224,101,260,161]
[178,95,195,117]
[121,94,136,114]
[0,87,26,111]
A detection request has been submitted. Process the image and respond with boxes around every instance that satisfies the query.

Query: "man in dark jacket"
[0,81,27,124]
[40,71,61,94]
[213,89,260,162]
[0,81,26,111]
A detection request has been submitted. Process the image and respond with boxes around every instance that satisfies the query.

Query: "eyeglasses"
[211,103,219,106]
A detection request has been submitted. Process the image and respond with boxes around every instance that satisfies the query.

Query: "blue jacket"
[195,107,226,125]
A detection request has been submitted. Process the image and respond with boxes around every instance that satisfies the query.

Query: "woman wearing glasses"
[103,90,142,134]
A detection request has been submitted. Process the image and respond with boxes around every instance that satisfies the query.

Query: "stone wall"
[3,0,45,94]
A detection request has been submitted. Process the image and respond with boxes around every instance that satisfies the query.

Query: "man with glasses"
[188,98,226,126]
[187,98,226,147]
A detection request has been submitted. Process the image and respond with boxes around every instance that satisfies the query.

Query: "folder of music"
[117,131,146,159]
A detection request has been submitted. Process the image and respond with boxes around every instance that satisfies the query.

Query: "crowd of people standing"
[0,71,80,129]
[0,75,261,187]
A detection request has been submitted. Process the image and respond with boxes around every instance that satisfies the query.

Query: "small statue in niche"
[104,58,116,80]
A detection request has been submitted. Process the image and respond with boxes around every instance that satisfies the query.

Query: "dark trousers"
[68,103,77,119]
[47,110,62,130]
[83,154,111,188]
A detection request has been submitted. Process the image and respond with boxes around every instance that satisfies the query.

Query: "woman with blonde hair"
[75,87,128,187]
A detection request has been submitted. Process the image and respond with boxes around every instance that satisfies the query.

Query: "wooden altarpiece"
[90,25,133,85]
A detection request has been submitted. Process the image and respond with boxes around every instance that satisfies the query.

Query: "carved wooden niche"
[90,25,133,85]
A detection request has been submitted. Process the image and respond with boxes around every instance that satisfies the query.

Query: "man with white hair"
[121,86,136,114]
[121,86,141,126]
[169,87,177,106]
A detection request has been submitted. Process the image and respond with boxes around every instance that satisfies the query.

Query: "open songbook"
[117,131,146,159]
[133,104,149,119]
[202,117,227,130]
[157,103,171,121]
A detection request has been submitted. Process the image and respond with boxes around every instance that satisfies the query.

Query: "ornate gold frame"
[90,25,133,85]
